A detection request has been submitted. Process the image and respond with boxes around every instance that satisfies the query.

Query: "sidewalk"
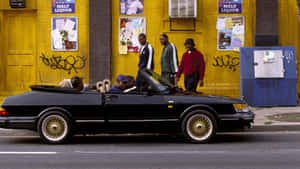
[250,106,300,131]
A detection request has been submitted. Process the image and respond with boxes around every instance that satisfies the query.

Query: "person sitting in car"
[59,79,72,88]
[124,75,137,93]
[126,76,135,88]
[59,76,88,92]
[71,76,89,92]
[109,75,129,92]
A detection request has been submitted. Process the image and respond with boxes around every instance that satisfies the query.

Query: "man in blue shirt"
[109,75,129,92]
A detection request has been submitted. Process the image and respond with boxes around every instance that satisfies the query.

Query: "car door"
[104,92,177,133]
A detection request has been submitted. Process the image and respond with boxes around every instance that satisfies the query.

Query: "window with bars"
[10,0,26,8]
[169,0,197,18]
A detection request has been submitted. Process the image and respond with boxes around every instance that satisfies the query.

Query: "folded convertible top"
[30,85,81,94]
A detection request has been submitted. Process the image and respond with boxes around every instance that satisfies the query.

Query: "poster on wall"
[120,0,143,15]
[52,0,75,14]
[51,17,78,51]
[119,17,146,54]
[217,16,244,51]
[219,0,242,14]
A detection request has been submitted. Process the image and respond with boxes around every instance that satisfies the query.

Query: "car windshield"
[141,69,175,93]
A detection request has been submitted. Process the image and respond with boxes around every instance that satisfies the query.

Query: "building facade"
[0,0,89,96]
[0,0,299,100]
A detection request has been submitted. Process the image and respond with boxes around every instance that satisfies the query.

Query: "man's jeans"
[184,72,200,92]
[135,71,143,89]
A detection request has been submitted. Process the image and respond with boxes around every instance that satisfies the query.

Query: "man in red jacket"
[175,38,205,92]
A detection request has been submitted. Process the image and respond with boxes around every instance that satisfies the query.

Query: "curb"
[251,125,300,132]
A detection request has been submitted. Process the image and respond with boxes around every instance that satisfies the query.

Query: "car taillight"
[0,107,8,116]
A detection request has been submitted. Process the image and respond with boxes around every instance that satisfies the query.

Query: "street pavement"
[0,131,299,169]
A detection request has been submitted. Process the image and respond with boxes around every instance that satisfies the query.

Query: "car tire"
[181,110,217,143]
[37,111,72,144]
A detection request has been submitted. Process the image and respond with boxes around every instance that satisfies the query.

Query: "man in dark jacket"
[176,38,205,92]
[160,34,179,85]
[136,33,154,90]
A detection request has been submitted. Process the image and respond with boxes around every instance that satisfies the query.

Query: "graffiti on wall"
[283,49,295,64]
[212,55,240,72]
[40,53,87,74]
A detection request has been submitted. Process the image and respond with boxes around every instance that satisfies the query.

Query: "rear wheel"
[37,112,72,144]
[181,110,217,143]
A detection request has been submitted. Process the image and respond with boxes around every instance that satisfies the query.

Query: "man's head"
[138,33,147,46]
[160,34,169,46]
[71,76,84,91]
[126,75,135,89]
[184,38,195,51]
[116,75,129,90]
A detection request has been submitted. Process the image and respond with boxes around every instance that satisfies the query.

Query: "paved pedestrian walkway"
[249,106,300,132]
[251,106,300,126]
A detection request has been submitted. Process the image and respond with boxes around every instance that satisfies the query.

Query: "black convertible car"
[0,70,254,144]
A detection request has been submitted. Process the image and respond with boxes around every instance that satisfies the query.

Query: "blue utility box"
[240,47,298,107]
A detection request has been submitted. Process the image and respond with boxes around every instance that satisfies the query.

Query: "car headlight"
[233,104,250,113]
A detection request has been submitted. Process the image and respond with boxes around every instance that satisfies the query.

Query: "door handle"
[106,95,119,101]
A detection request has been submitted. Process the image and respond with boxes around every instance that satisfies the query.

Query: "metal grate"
[10,0,25,8]
[169,0,197,18]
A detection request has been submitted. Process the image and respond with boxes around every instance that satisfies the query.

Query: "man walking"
[136,33,154,90]
[176,38,205,92]
[160,34,178,85]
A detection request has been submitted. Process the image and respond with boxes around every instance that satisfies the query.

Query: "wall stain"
[40,53,87,74]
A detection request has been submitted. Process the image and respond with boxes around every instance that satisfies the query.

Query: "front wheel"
[37,112,72,144]
[181,110,217,143]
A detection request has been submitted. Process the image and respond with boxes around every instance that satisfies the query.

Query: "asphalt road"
[0,132,299,169]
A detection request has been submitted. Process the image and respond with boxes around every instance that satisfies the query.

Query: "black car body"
[0,70,254,144]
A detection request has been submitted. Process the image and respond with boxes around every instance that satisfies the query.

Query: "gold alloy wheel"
[41,115,68,142]
[186,114,213,141]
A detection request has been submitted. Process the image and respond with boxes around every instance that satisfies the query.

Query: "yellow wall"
[112,0,256,98]
[0,6,3,91]
[0,0,299,99]
[278,0,300,96]
[0,0,89,96]
[36,0,89,86]
[112,0,300,98]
